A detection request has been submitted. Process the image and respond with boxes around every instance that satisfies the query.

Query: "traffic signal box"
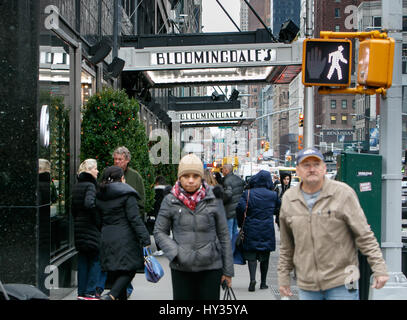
[302,38,352,87]
[358,37,395,88]
[299,113,304,127]
[303,31,395,96]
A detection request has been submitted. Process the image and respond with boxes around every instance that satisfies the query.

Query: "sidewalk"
[62,229,298,300]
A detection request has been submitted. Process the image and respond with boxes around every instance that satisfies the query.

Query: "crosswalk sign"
[302,38,352,87]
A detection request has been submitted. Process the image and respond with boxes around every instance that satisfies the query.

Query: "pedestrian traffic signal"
[302,38,352,87]
[358,38,395,88]
[299,113,304,127]
[265,142,270,151]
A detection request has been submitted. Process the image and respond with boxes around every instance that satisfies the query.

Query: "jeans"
[96,271,107,294]
[227,218,238,240]
[77,251,102,296]
[298,285,359,300]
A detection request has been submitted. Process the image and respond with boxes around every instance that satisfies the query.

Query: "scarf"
[171,181,208,211]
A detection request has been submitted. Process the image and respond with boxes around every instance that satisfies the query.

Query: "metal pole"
[215,0,241,32]
[243,0,277,42]
[371,0,407,299]
[304,0,314,149]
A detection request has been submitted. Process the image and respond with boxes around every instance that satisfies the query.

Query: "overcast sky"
[202,0,241,33]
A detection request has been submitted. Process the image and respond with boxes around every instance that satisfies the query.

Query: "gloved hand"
[212,184,224,199]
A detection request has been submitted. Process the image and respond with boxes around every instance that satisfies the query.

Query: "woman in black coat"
[96,166,151,300]
[236,170,280,292]
[72,159,102,300]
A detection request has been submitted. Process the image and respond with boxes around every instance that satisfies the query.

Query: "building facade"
[0,0,189,297]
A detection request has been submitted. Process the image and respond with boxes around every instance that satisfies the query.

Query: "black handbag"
[235,189,250,249]
[222,286,237,300]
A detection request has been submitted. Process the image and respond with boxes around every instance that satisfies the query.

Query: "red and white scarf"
[171,181,207,211]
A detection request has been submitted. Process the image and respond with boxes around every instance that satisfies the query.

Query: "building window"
[341,100,347,109]
[335,25,340,32]
[373,16,382,28]
[342,114,348,124]
[331,100,337,109]
[335,8,340,18]
[331,114,337,124]
[403,16,407,31]
[352,99,356,109]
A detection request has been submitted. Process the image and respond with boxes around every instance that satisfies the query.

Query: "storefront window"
[39,35,72,258]
[81,70,95,106]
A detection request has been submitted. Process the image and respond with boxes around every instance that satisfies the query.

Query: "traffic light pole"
[371,0,407,300]
[304,0,314,149]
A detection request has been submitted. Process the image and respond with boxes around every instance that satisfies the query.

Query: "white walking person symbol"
[327,45,347,80]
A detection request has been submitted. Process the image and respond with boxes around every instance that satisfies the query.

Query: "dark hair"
[100,166,124,190]
[155,175,166,185]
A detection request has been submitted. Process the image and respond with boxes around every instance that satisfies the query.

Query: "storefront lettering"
[152,49,274,66]
[178,111,245,121]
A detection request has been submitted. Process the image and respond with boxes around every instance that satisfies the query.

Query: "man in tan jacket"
[278,147,389,300]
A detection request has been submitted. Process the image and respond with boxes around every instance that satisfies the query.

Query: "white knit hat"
[177,154,204,179]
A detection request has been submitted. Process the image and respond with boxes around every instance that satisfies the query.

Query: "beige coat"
[278,178,388,291]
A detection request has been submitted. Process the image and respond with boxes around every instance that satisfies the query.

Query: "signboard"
[302,39,352,86]
[118,41,303,86]
[168,108,256,123]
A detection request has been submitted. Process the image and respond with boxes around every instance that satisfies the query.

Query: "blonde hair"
[204,168,217,186]
[78,159,97,175]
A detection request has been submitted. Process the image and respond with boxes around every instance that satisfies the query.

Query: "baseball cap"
[297,147,324,164]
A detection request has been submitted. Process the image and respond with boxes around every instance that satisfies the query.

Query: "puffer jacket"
[222,173,245,219]
[96,182,151,272]
[72,172,101,253]
[236,170,280,252]
[278,178,388,291]
[153,185,234,277]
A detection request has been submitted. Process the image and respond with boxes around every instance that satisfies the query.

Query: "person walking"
[71,159,103,300]
[221,163,245,239]
[96,166,151,300]
[275,172,292,228]
[153,154,234,300]
[112,146,146,220]
[236,170,280,292]
[278,147,389,300]
[112,146,146,297]
[149,175,171,256]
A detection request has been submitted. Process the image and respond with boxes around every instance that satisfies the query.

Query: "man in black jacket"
[221,164,245,239]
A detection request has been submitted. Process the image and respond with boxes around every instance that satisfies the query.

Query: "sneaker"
[77,294,99,300]
[153,250,164,256]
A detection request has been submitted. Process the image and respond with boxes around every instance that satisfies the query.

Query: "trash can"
[336,151,382,300]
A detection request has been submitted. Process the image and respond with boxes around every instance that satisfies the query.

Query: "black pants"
[108,270,136,300]
[171,269,222,300]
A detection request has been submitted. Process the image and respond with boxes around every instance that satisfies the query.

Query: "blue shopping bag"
[143,247,164,283]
